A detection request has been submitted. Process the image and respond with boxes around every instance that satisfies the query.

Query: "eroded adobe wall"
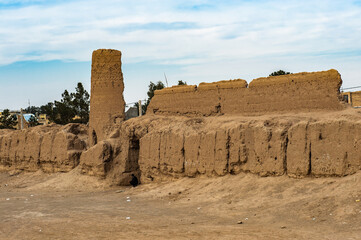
[0,124,87,173]
[147,70,344,116]
[89,49,125,145]
[136,116,361,183]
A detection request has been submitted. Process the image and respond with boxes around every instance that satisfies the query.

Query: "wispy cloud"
[0,0,360,65]
[1,0,361,108]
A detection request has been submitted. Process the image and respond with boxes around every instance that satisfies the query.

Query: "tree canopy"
[25,82,90,125]
[0,109,17,129]
[269,70,291,76]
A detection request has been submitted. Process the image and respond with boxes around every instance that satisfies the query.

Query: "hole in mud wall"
[125,137,140,173]
[92,130,98,145]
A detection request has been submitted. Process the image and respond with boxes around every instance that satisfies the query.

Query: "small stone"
[237,221,243,224]
[115,190,124,193]
[281,226,286,229]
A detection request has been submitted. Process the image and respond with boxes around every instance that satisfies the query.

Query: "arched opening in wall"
[92,130,97,145]
[125,136,140,181]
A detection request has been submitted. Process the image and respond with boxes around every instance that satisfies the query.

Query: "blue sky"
[0,0,361,110]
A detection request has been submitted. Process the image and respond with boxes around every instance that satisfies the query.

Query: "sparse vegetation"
[269,70,291,76]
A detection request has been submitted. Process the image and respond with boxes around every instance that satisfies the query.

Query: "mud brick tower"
[89,49,125,146]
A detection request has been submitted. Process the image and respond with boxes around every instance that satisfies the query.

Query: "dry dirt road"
[0,170,360,240]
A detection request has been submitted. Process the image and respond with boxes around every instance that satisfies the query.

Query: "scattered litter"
[6,198,10,201]
[115,190,124,193]
[244,218,248,221]
[125,217,130,220]
[312,218,316,221]
[197,207,201,210]
[126,196,130,199]
[39,229,42,232]
[356,199,360,202]
[329,213,333,216]
[237,221,243,224]
[30,195,34,197]
[126,199,131,202]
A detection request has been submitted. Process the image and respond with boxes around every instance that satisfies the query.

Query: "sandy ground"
[0,169,360,240]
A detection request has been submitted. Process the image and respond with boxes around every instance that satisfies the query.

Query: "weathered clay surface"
[1,111,360,185]
[148,70,344,116]
[0,124,87,173]
[89,49,125,145]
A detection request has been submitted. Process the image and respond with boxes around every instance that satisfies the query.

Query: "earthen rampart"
[147,69,344,116]
[0,124,87,173]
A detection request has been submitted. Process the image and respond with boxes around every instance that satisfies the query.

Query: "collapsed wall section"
[89,49,125,145]
[147,70,344,116]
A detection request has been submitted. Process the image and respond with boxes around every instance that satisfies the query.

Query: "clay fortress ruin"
[0,49,360,185]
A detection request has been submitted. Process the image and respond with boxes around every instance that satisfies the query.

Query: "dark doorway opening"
[125,137,140,173]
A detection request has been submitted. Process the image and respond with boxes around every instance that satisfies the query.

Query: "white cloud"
[1,0,361,108]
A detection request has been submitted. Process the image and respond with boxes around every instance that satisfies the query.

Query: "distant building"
[125,107,139,120]
[342,91,361,108]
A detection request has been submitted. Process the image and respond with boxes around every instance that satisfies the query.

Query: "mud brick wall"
[147,70,344,116]
[0,124,87,173]
[89,49,125,145]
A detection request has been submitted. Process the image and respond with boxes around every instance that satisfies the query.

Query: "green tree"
[53,90,76,124]
[269,70,291,76]
[25,106,41,115]
[40,102,56,122]
[71,82,90,123]
[28,115,39,127]
[177,80,187,85]
[0,109,17,129]
[142,81,165,114]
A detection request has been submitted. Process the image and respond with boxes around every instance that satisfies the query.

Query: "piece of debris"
[312,218,316,221]
[244,218,248,221]
[356,199,360,202]
[126,217,130,220]
[197,207,201,210]
[115,190,124,193]
[30,195,34,197]
[6,198,10,201]
[237,221,243,224]
[126,199,131,202]
[281,226,287,229]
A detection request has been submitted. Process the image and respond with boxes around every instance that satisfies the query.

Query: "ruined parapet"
[147,69,344,116]
[89,49,125,145]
